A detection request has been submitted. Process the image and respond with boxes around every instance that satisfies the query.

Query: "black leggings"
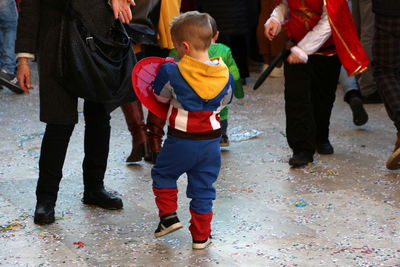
[36,101,111,203]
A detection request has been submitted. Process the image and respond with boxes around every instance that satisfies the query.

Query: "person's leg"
[0,0,17,74]
[372,15,400,169]
[220,107,229,146]
[0,23,4,70]
[310,55,341,154]
[358,0,378,98]
[145,111,166,164]
[186,138,220,249]
[284,60,314,166]
[81,100,123,209]
[152,136,196,238]
[35,123,75,224]
[121,100,148,163]
[0,0,23,93]
[340,66,358,97]
[340,66,369,126]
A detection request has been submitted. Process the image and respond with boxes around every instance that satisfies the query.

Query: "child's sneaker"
[154,212,183,238]
[220,134,229,147]
[192,236,212,250]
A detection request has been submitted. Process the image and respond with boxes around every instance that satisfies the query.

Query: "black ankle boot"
[34,201,56,225]
[316,141,334,155]
[289,152,313,167]
[82,188,123,210]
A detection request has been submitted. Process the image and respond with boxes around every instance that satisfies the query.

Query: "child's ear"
[182,41,190,53]
[213,31,220,42]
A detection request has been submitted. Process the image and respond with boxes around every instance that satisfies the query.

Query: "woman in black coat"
[16,0,135,225]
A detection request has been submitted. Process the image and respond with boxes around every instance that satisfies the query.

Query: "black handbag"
[125,19,158,45]
[57,2,136,104]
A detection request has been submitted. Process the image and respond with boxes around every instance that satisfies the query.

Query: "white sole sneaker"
[154,222,183,238]
[192,237,211,250]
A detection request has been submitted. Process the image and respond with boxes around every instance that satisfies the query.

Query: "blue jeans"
[339,66,359,95]
[338,0,360,96]
[0,0,18,74]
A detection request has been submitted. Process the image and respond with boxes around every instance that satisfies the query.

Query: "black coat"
[372,0,400,16]
[196,0,249,36]
[16,0,135,124]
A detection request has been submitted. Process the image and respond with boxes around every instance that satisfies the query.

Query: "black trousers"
[284,54,341,155]
[36,101,111,203]
[373,15,400,131]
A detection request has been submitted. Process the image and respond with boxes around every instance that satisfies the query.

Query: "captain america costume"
[151,55,234,241]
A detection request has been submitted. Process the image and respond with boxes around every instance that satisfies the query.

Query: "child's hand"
[287,52,305,64]
[264,20,280,41]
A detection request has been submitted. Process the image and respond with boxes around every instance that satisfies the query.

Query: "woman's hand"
[111,0,136,23]
[264,20,280,41]
[17,59,33,94]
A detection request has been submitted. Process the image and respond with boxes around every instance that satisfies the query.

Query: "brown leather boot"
[145,111,166,164]
[386,132,400,170]
[121,101,148,163]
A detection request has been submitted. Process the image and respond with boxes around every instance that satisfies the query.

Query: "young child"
[170,16,244,147]
[264,0,367,167]
[151,11,234,249]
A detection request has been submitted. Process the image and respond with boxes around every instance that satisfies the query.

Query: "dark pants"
[373,15,400,131]
[284,55,341,155]
[36,101,111,203]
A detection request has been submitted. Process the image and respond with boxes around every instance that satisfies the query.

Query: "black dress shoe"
[34,201,55,225]
[348,96,368,126]
[288,152,313,167]
[83,188,123,210]
[316,142,334,155]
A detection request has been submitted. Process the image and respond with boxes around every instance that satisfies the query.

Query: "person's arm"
[153,64,173,104]
[264,0,288,40]
[15,0,40,93]
[223,47,244,99]
[289,4,331,63]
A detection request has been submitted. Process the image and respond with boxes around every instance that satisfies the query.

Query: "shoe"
[34,201,55,225]
[154,212,183,238]
[220,134,229,147]
[192,236,212,250]
[386,148,400,170]
[0,69,24,94]
[82,188,123,210]
[362,91,382,104]
[386,132,400,170]
[316,142,334,155]
[348,96,368,126]
[288,152,313,167]
[121,101,148,163]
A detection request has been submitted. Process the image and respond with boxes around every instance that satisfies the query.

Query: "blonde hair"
[170,11,213,51]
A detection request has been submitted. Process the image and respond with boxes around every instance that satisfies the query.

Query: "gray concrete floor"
[1,64,400,266]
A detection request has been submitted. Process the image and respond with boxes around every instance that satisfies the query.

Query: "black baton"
[253,48,290,90]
